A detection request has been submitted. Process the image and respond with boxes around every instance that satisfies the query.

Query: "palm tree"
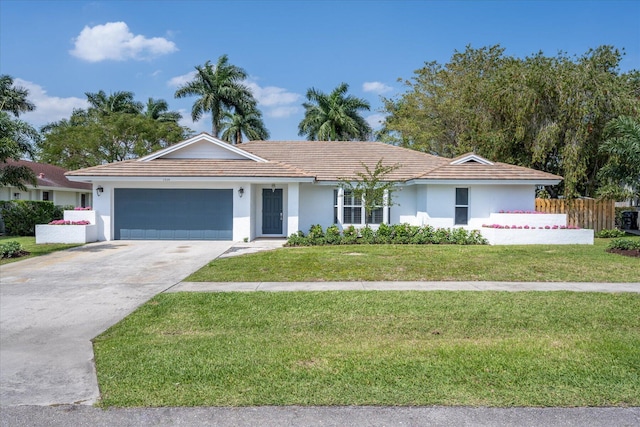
[0,75,35,117]
[220,107,270,144]
[597,116,640,200]
[298,82,372,141]
[143,98,182,123]
[174,55,256,138]
[85,90,143,115]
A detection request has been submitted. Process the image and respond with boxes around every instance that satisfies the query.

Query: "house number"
[162,178,170,182]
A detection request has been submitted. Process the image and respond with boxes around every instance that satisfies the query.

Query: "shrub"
[0,201,64,236]
[324,224,342,245]
[285,231,308,246]
[286,224,488,246]
[341,225,358,244]
[595,228,627,238]
[608,238,640,251]
[0,241,25,259]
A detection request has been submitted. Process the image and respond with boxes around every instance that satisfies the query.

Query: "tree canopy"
[380,45,640,198]
[175,55,264,139]
[597,116,640,200]
[298,82,372,141]
[38,92,187,169]
[0,75,39,190]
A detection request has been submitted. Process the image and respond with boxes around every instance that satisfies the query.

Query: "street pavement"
[1,240,638,426]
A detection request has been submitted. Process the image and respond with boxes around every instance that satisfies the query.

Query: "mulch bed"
[1,250,30,259]
[606,248,640,258]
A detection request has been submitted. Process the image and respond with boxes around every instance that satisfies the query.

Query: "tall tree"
[381,45,640,198]
[0,75,38,189]
[0,75,35,117]
[298,82,372,141]
[219,107,270,144]
[597,116,640,200]
[143,97,182,123]
[38,92,188,169]
[174,55,258,138]
[85,90,143,116]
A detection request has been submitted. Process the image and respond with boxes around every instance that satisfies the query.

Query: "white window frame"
[334,188,389,226]
[454,187,469,225]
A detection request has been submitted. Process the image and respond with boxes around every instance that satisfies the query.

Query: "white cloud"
[70,21,177,62]
[177,109,211,134]
[365,113,387,129]
[167,71,196,87]
[267,106,300,119]
[363,81,392,94]
[14,79,89,127]
[246,82,301,107]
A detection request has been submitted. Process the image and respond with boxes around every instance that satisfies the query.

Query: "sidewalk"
[168,280,640,293]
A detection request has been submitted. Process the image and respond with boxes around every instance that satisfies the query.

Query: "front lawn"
[94,291,640,407]
[0,236,81,265]
[185,237,640,283]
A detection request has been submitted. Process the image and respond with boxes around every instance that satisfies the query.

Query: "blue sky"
[1,0,639,141]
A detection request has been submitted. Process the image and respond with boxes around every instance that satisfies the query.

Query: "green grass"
[0,236,81,265]
[94,291,640,407]
[186,237,640,283]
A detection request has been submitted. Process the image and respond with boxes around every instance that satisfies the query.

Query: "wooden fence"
[535,198,615,232]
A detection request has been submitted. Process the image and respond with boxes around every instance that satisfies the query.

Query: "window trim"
[454,187,469,225]
[334,188,388,226]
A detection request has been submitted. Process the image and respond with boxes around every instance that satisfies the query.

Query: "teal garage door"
[114,189,233,240]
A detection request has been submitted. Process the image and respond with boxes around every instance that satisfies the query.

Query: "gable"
[449,153,494,165]
[161,140,250,160]
[139,133,267,162]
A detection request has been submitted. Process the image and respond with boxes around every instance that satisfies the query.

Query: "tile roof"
[4,160,91,190]
[66,159,314,179]
[65,137,562,183]
[240,140,446,181]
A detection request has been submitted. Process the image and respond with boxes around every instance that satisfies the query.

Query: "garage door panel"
[114,189,233,240]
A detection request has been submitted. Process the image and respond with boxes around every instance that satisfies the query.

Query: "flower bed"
[35,210,98,244]
[488,212,567,228]
[480,227,594,245]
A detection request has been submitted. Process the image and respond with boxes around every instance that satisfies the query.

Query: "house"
[1,160,92,207]
[65,133,561,242]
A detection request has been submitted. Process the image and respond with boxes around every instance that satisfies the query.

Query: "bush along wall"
[286,224,488,246]
[0,201,65,236]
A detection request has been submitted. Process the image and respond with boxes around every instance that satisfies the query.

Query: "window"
[13,193,20,200]
[334,189,385,225]
[81,194,86,208]
[42,191,50,201]
[455,188,468,225]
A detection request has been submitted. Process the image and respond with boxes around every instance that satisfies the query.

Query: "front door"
[262,189,283,234]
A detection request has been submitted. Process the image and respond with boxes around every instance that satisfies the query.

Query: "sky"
[1,0,639,141]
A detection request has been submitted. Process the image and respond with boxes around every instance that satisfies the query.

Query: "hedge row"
[286,223,488,246]
[0,201,69,236]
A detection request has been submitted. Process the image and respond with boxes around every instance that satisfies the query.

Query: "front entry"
[262,188,283,234]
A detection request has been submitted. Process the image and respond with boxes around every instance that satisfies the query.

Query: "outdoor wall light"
[96,186,104,196]
[238,187,244,198]
[271,183,276,192]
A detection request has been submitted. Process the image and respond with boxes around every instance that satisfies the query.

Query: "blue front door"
[262,189,283,234]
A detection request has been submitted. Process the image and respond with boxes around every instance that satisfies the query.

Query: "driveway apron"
[0,240,232,406]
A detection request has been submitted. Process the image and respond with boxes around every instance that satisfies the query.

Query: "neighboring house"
[1,160,92,207]
[66,133,561,241]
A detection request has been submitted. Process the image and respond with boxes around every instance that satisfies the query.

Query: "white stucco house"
[65,133,562,242]
[1,160,92,207]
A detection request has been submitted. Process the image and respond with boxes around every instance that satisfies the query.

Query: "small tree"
[339,159,401,225]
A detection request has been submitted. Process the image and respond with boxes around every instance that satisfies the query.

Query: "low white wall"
[487,213,566,227]
[481,228,594,245]
[36,224,98,244]
[64,210,97,223]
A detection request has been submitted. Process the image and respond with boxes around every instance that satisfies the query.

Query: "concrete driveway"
[0,240,232,406]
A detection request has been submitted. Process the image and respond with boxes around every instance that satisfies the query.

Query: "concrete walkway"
[0,240,233,406]
[169,280,640,293]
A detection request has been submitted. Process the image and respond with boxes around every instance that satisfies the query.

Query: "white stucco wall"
[425,184,536,229]
[298,184,334,233]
